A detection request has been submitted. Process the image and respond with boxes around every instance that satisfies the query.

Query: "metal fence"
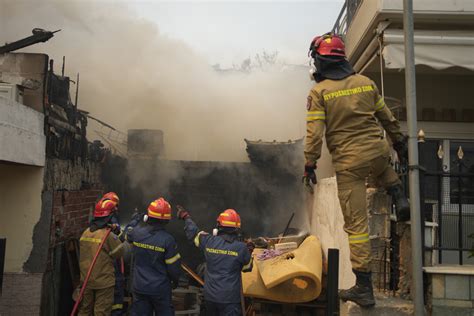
[420,171,474,265]
[332,0,364,35]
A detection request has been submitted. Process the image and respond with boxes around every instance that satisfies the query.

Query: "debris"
[274,242,297,252]
[256,249,283,261]
[0,28,61,54]
[181,262,204,287]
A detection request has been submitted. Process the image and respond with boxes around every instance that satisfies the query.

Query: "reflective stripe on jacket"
[79,227,123,289]
[184,218,252,304]
[127,224,181,296]
[305,73,404,170]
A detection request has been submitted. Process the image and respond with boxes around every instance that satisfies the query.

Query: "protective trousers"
[77,286,114,316]
[336,155,400,272]
[131,292,175,316]
[205,301,242,316]
[111,260,125,315]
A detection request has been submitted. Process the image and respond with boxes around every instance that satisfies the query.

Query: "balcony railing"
[332,0,364,36]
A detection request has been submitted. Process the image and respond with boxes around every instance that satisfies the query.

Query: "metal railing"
[420,170,474,265]
[332,0,364,35]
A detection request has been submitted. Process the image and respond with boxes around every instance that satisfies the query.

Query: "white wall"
[306,177,355,289]
[0,163,44,272]
[0,96,46,166]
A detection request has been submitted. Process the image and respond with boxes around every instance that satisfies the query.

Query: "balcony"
[333,0,474,69]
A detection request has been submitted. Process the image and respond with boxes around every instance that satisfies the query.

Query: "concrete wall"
[308,177,355,290]
[0,96,46,166]
[0,273,43,316]
[0,163,44,272]
[0,53,48,112]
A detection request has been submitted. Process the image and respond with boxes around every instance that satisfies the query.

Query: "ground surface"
[340,292,414,316]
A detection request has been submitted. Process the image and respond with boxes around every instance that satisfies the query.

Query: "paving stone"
[340,292,414,316]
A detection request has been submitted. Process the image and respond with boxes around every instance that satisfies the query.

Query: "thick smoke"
[2,1,336,238]
[1,0,311,162]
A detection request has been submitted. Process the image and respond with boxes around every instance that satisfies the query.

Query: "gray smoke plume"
[1,0,312,162]
[2,1,336,240]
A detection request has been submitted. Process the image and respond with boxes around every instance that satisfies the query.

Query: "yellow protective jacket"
[79,227,123,289]
[304,73,404,171]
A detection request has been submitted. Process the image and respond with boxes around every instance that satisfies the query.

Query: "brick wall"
[50,189,103,245]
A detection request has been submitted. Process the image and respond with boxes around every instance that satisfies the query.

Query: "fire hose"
[70,228,112,316]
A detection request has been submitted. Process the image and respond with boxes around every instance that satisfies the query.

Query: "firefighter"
[177,207,254,316]
[303,33,410,307]
[126,198,182,316]
[78,199,124,316]
[101,192,126,316]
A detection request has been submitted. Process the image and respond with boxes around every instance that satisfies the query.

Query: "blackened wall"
[121,159,303,270]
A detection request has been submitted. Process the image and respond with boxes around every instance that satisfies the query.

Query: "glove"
[130,209,142,222]
[108,223,121,236]
[303,162,317,184]
[302,163,317,194]
[177,205,190,220]
[393,136,408,164]
[246,241,255,255]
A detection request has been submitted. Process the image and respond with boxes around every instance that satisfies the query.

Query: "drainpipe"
[402,0,425,314]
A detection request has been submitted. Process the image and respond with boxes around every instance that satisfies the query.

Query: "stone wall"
[428,269,474,315]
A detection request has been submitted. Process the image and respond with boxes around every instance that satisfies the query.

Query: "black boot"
[387,184,410,222]
[339,270,375,307]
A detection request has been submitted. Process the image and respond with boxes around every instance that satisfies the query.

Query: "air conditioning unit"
[0,83,24,104]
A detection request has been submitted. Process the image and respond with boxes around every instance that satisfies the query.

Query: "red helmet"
[217,209,241,228]
[309,33,346,57]
[94,198,117,218]
[147,198,172,220]
[102,192,119,205]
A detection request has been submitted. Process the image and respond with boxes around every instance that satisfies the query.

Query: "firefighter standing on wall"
[177,207,254,316]
[303,33,410,307]
[78,199,124,316]
[126,197,182,316]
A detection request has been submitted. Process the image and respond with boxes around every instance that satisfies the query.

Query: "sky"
[125,1,344,67]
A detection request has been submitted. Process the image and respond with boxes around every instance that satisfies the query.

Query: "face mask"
[309,57,317,81]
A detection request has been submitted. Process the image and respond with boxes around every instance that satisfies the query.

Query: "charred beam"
[0,28,60,54]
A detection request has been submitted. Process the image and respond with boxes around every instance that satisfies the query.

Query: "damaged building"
[0,30,110,315]
[0,30,309,315]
